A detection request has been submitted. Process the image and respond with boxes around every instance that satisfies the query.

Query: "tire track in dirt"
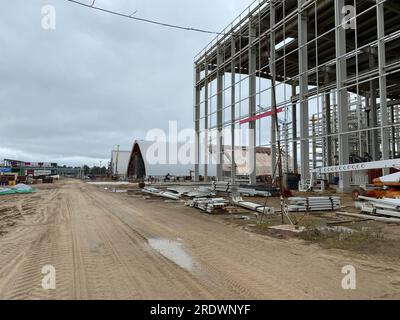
[85,188,296,299]
[83,189,214,299]
[1,180,400,299]
[91,186,400,299]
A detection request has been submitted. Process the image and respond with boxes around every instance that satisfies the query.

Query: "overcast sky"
[0,0,254,167]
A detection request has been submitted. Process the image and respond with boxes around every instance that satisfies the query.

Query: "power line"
[65,0,225,36]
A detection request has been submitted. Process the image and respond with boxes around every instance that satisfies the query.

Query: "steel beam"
[313,158,400,175]
[249,21,257,185]
[217,47,224,181]
[377,0,390,175]
[369,50,379,161]
[335,0,350,191]
[298,0,310,186]
[324,68,333,172]
[270,1,277,179]
[291,84,298,174]
[194,67,201,182]
[204,60,209,182]
[231,37,237,185]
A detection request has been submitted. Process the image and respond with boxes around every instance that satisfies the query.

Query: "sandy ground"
[0,180,399,300]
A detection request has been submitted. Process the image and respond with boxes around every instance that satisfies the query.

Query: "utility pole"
[115,145,120,176]
[271,72,285,225]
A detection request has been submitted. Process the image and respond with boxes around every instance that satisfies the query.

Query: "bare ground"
[0,180,399,300]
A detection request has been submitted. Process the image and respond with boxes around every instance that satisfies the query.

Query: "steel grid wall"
[194,0,400,190]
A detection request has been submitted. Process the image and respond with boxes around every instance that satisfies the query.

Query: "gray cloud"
[0,0,254,166]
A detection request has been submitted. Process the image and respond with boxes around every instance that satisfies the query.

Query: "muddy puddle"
[148,238,196,272]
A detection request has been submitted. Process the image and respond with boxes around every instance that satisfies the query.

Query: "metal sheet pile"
[232,197,275,215]
[356,196,400,219]
[287,197,341,212]
[142,187,181,200]
[141,183,275,215]
[189,198,230,214]
[212,182,271,197]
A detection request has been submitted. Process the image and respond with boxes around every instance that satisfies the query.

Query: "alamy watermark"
[342,265,356,290]
[342,5,356,30]
[41,5,56,30]
[41,265,56,290]
[144,121,255,173]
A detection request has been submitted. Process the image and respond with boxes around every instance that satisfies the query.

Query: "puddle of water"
[148,239,195,272]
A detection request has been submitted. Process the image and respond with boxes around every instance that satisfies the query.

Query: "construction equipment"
[309,158,400,200]
[351,171,400,200]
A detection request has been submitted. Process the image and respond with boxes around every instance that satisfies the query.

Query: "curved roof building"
[126,140,282,180]
[127,140,196,179]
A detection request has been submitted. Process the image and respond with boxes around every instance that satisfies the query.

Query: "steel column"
[204,60,209,182]
[335,0,350,191]
[270,1,277,178]
[298,0,310,186]
[194,67,201,182]
[249,21,257,185]
[231,38,236,185]
[217,47,224,181]
[369,49,380,161]
[291,84,298,174]
[377,0,390,174]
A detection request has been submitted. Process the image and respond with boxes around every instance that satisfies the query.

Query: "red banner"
[239,107,284,125]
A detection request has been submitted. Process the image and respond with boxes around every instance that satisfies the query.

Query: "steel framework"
[194,0,400,191]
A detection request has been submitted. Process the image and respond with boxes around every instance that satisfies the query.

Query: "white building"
[127,141,195,179]
[110,150,131,178]
[126,140,289,181]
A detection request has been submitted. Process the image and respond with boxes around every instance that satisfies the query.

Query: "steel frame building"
[193,0,400,191]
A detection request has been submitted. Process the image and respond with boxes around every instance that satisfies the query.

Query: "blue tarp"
[0,184,35,196]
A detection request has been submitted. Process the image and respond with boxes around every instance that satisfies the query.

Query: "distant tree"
[83,165,90,175]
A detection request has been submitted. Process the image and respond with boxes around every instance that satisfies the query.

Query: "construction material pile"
[356,196,400,219]
[189,198,230,214]
[212,182,234,193]
[142,187,180,200]
[212,182,271,197]
[232,197,275,215]
[168,186,215,198]
[287,196,341,212]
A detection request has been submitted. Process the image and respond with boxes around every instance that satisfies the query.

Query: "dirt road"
[0,180,399,299]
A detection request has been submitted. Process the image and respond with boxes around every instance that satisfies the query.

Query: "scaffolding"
[194,0,400,191]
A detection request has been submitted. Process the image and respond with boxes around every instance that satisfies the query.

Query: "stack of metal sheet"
[232,197,275,215]
[287,196,341,212]
[168,186,215,198]
[189,198,230,214]
[142,187,180,200]
[212,182,233,193]
[186,187,215,198]
[356,196,400,219]
[211,182,271,197]
[142,187,162,196]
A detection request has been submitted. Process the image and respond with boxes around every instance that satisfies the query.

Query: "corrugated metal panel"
[110,151,131,176]
[133,141,195,177]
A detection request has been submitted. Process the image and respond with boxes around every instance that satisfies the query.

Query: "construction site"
[1,0,400,301]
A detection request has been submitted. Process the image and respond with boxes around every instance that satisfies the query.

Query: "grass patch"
[300,226,400,258]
